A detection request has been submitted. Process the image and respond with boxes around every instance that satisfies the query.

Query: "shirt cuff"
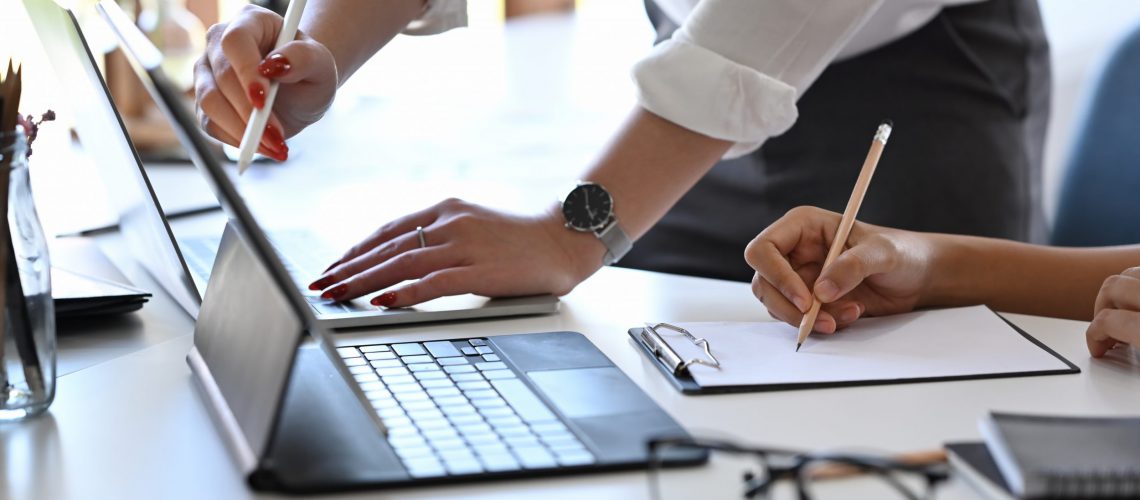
[403,0,468,36]
[632,37,799,159]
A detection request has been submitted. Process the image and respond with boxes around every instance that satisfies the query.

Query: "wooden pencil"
[795,120,892,351]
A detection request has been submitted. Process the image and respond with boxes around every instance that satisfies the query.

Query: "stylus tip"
[795,342,801,352]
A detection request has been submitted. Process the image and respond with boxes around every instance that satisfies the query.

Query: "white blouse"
[408,0,981,158]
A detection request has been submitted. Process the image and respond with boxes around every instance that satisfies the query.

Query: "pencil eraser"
[881,119,894,128]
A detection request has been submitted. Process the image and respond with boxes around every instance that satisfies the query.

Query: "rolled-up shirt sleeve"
[633,0,883,158]
[404,0,468,36]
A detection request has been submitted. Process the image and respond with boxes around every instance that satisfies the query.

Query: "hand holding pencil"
[194,2,337,167]
[744,122,939,348]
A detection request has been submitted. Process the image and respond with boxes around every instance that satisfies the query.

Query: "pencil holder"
[0,127,55,421]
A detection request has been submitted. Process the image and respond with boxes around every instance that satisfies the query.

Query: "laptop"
[25,0,559,327]
[96,0,703,491]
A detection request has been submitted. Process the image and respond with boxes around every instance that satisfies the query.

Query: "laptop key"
[392,343,427,356]
[359,381,385,392]
[359,345,391,353]
[338,347,361,358]
[437,357,468,366]
[417,418,453,430]
[511,446,556,469]
[353,373,380,383]
[426,387,461,398]
[495,424,531,436]
[387,383,422,394]
[364,351,396,361]
[479,453,521,472]
[388,434,427,448]
[456,380,491,391]
[555,450,596,466]
[530,422,568,434]
[468,339,487,347]
[401,400,439,412]
[474,362,507,371]
[424,340,463,358]
[342,357,367,367]
[394,391,430,403]
[408,363,441,372]
[407,409,445,421]
[475,346,495,355]
[485,415,523,427]
[456,422,493,434]
[370,359,403,369]
[481,354,501,362]
[450,373,484,383]
[376,367,410,377]
[414,371,448,381]
[382,415,413,429]
[371,398,400,410]
[482,370,516,380]
[402,355,434,364]
[419,378,455,389]
[490,379,556,423]
[423,429,461,442]
[444,365,476,374]
[383,374,417,385]
[479,407,517,419]
[546,440,587,453]
[394,445,434,459]
[447,413,484,426]
[347,365,372,375]
[471,398,507,409]
[377,406,406,419]
[473,442,510,455]
[460,347,478,356]
[504,435,540,448]
[434,395,469,407]
[462,431,500,444]
[464,389,499,400]
[441,404,478,417]
[444,458,484,475]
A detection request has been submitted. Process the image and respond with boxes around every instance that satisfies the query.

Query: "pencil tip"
[795,343,801,352]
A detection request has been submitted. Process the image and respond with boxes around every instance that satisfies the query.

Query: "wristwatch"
[560,182,633,265]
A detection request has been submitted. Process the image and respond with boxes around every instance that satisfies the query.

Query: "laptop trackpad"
[528,367,658,419]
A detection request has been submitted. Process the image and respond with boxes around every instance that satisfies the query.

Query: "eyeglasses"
[647,437,949,500]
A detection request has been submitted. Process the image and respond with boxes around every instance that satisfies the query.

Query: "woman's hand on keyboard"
[308,198,606,307]
[194,4,337,160]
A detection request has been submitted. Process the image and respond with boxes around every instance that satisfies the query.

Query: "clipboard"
[628,308,1080,396]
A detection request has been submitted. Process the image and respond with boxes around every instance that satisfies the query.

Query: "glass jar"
[0,127,55,421]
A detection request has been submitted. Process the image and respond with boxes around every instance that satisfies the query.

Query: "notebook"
[946,442,1014,500]
[979,412,1140,498]
[629,305,1078,394]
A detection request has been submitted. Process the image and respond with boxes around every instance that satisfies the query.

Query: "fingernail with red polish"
[321,284,348,301]
[258,54,292,79]
[308,277,333,291]
[371,292,397,307]
[248,81,266,109]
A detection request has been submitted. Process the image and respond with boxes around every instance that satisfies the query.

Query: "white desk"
[8,6,1140,500]
[7,260,1140,500]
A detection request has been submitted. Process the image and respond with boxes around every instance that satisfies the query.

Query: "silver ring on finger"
[416,226,427,249]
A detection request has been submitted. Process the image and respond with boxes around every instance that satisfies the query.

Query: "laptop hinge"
[186,347,259,475]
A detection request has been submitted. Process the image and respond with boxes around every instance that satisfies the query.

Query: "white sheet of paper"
[660,305,1071,388]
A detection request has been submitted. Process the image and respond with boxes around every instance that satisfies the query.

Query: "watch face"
[562,183,613,231]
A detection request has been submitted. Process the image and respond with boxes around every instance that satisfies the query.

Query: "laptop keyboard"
[181,231,359,314]
[337,339,596,478]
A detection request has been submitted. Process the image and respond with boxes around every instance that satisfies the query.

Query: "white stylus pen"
[236,0,308,174]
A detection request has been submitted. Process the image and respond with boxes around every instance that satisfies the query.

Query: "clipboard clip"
[639,322,721,375]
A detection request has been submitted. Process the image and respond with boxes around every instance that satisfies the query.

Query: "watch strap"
[597,219,633,266]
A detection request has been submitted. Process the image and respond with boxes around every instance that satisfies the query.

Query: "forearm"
[922,236,1140,320]
[579,107,732,238]
[301,0,426,85]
